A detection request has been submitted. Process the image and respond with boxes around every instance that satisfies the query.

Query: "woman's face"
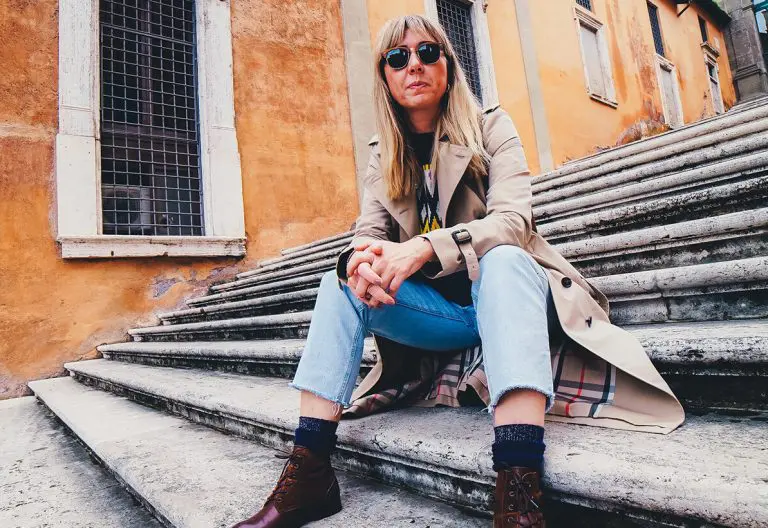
[383,29,449,115]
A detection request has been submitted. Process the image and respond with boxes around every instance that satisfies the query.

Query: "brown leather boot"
[493,466,546,527]
[230,445,342,528]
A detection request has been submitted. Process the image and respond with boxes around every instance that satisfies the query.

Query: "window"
[574,7,617,106]
[706,60,724,114]
[657,57,684,128]
[698,15,709,43]
[55,0,245,258]
[100,0,203,236]
[436,0,483,101]
[576,0,593,11]
[647,2,665,57]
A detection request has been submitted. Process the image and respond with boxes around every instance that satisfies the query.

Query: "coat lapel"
[435,140,472,224]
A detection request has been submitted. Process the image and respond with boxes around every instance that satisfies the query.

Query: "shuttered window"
[576,0,593,10]
[100,0,204,236]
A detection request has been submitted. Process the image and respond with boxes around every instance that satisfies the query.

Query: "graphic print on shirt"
[417,161,442,234]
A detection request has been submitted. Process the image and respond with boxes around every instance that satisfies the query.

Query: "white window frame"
[573,4,618,108]
[56,0,246,259]
[425,0,499,107]
[655,54,685,128]
[702,42,724,114]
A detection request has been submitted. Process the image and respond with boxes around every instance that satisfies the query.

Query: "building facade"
[0,0,738,398]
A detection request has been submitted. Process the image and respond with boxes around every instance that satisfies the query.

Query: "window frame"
[704,50,725,114]
[55,0,246,259]
[425,0,499,107]
[573,4,618,108]
[655,54,685,128]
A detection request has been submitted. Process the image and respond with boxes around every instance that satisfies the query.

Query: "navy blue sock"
[491,424,546,472]
[294,417,339,457]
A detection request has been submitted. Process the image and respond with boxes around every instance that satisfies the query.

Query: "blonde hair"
[372,14,490,201]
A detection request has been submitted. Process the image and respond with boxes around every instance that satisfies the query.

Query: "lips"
[407,81,427,89]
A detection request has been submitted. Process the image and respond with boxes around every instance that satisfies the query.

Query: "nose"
[407,49,423,72]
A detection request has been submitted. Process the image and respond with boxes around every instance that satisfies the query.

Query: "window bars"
[647,2,666,57]
[436,0,483,102]
[100,0,204,236]
[576,0,593,11]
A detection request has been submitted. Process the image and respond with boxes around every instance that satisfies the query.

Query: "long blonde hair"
[372,14,490,201]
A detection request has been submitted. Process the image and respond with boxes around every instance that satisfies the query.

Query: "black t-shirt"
[407,131,473,306]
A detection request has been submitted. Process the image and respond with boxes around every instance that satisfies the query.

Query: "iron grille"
[647,2,665,57]
[576,0,593,10]
[436,0,482,102]
[100,0,203,236]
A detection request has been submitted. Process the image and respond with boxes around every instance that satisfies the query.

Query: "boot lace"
[265,450,306,504]
[504,472,541,526]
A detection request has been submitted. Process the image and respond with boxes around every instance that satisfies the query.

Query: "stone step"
[100,319,768,412]
[533,101,768,190]
[237,247,340,280]
[28,377,491,528]
[161,288,319,325]
[0,397,163,528]
[188,272,324,308]
[535,136,768,215]
[540,173,768,243]
[55,360,768,527]
[173,256,768,326]
[210,258,336,294]
[252,237,352,273]
[280,230,354,256]
[100,338,378,379]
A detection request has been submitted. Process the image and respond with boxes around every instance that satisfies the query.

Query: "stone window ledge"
[58,236,246,259]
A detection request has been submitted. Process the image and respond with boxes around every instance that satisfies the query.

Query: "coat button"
[561,277,572,288]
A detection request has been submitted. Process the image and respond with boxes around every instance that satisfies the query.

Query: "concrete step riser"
[574,233,768,278]
[64,369,766,528]
[536,152,768,221]
[133,325,310,343]
[99,351,766,412]
[239,247,341,279]
[542,175,768,242]
[534,104,768,186]
[210,260,336,294]
[534,132,768,206]
[281,230,354,256]
[250,239,352,274]
[609,286,768,325]
[190,274,324,307]
[161,297,317,325]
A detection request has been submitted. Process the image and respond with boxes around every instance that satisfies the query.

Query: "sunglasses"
[381,41,443,70]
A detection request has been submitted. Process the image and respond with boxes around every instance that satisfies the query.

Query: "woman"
[232,14,684,528]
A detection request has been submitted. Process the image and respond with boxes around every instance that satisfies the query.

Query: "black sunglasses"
[381,41,443,70]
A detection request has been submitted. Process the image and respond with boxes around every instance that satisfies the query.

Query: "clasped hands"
[345,237,435,308]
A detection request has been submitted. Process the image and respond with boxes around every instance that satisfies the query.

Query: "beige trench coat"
[335,104,685,434]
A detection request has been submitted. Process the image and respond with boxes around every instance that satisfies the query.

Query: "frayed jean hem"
[485,385,555,416]
[288,381,350,414]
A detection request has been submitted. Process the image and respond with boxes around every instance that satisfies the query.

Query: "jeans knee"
[320,269,340,289]
[481,245,530,271]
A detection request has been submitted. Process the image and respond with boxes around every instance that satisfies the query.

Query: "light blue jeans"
[290,244,556,415]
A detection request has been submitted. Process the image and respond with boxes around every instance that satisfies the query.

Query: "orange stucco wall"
[532,0,736,165]
[0,0,360,399]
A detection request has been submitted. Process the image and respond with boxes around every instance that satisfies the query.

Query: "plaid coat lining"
[343,336,617,419]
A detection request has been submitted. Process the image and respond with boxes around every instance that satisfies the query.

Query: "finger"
[367,284,395,305]
[379,269,396,295]
[346,273,358,290]
[355,276,370,300]
[367,243,384,255]
[357,262,383,286]
[388,274,406,297]
[347,251,369,277]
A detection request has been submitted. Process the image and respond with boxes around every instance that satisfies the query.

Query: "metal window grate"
[436,0,482,102]
[99,0,203,236]
[647,2,665,57]
[576,0,593,11]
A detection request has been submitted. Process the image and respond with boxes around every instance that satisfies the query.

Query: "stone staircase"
[28,101,768,528]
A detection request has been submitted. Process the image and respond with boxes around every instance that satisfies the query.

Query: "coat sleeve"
[335,143,393,284]
[417,107,534,279]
